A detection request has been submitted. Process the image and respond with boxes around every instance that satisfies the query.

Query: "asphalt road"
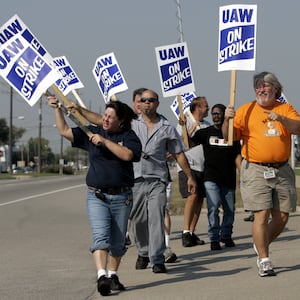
[1,175,300,300]
[0,175,96,300]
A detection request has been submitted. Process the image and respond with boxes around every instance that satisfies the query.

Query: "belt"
[88,186,131,195]
[252,161,287,169]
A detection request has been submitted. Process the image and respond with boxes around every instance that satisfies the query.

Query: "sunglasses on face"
[140,97,157,103]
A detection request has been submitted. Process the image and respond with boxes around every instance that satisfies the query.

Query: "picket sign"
[71,89,87,108]
[218,4,257,145]
[228,70,237,145]
[45,85,93,139]
[177,95,189,149]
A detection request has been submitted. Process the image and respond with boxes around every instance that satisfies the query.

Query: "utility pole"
[176,0,184,43]
[37,98,42,173]
[59,136,64,175]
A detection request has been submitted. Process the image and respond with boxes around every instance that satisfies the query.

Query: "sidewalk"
[88,211,300,300]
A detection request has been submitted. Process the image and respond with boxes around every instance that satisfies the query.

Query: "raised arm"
[47,96,74,142]
[70,104,103,125]
[222,105,235,141]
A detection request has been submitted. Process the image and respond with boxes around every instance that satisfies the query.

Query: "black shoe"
[109,274,125,291]
[210,241,222,251]
[191,233,205,245]
[135,255,150,269]
[244,214,254,222]
[164,247,178,263]
[182,232,195,247]
[125,235,132,246]
[221,238,235,247]
[152,264,167,273]
[97,275,111,296]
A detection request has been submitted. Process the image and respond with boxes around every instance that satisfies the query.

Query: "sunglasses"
[140,97,157,103]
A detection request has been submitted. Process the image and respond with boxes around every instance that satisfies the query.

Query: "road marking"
[0,184,85,207]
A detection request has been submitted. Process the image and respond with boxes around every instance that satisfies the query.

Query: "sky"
[1,0,300,154]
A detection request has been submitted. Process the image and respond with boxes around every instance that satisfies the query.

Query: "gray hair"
[253,71,282,99]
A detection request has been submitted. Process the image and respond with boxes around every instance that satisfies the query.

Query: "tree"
[0,118,9,144]
[27,137,55,166]
[0,118,26,145]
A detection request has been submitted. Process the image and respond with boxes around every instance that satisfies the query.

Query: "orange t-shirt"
[234,100,300,162]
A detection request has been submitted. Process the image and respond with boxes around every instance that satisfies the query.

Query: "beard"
[256,93,272,107]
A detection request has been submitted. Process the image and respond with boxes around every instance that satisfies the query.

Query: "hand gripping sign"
[155,42,195,149]
[218,4,257,145]
[92,52,128,103]
[0,15,91,137]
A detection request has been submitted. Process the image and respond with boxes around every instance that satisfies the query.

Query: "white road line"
[0,184,85,207]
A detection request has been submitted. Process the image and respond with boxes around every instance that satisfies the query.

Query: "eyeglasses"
[211,112,221,116]
[140,97,157,103]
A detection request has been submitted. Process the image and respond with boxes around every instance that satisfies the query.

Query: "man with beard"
[192,104,241,252]
[222,71,300,277]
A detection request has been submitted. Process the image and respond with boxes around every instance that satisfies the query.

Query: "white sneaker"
[253,244,259,267]
[258,259,276,277]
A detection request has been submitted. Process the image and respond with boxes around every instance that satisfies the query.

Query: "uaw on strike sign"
[218,4,257,72]
[0,15,60,106]
[155,42,195,98]
[92,52,128,103]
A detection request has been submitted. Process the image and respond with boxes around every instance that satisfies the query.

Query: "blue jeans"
[86,190,133,256]
[204,181,235,242]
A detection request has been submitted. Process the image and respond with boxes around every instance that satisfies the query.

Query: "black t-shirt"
[72,125,142,189]
[192,126,241,189]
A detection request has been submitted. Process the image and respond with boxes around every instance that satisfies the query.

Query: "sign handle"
[71,90,87,108]
[44,88,93,139]
[51,84,88,126]
[177,95,189,149]
[228,70,236,146]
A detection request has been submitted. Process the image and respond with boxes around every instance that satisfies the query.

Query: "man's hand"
[187,175,197,195]
[47,95,59,108]
[225,105,235,120]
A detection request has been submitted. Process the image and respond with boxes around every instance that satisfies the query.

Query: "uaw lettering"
[0,37,24,70]
[6,47,51,100]
[161,58,192,92]
[222,7,254,23]
[219,6,256,64]
[159,45,185,60]
[0,16,46,58]
[0,16,23,45]
[94,55,113,77]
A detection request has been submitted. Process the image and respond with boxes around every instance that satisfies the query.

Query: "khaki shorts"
[240,160,297,213]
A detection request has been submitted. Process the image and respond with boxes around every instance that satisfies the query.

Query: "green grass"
[295,168,300,176]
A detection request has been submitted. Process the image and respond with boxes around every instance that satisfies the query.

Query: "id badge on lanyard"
[263,169,276,179]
